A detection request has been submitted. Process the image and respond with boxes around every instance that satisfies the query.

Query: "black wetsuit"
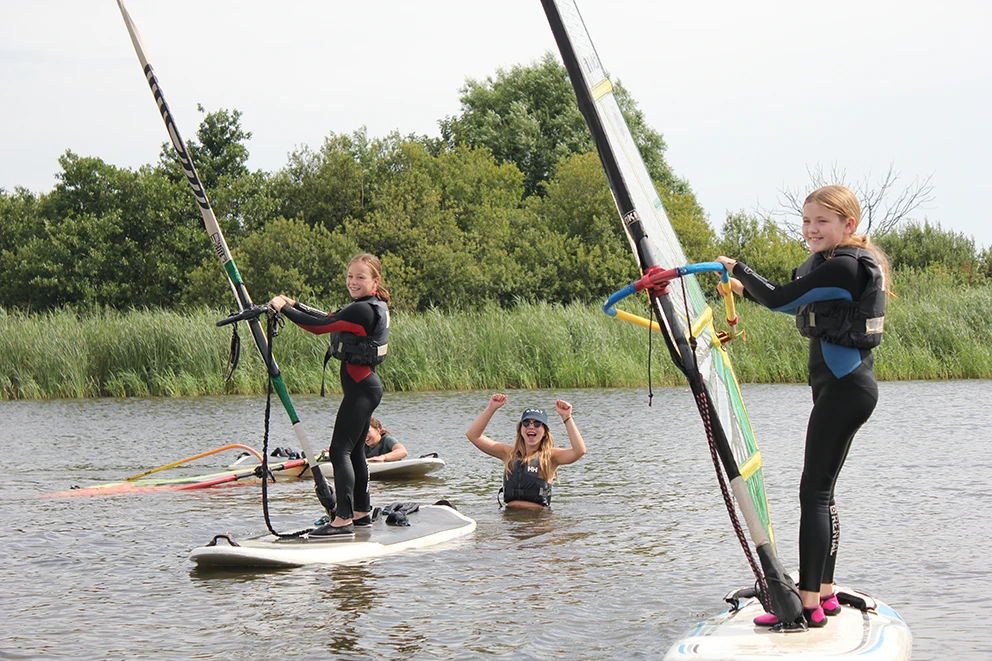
[733,253,882,593]
[282,296,386,520]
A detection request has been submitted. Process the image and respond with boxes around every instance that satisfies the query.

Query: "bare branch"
[772,162,935,238]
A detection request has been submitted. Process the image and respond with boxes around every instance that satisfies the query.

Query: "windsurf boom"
[115,0,336,519]
[539,0,802,623]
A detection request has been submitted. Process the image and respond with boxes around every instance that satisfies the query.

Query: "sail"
[540,0,801,621]
[116,0,336,519]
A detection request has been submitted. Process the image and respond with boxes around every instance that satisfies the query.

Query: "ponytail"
[839,234,894,296]
[349,253,391,304]
[369,416,390,436]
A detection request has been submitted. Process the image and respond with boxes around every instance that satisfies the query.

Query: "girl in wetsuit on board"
[269,253,390,537]
[466,394,586,509]
[716,185,891,628]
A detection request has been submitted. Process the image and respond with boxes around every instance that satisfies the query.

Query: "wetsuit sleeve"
[733,258,865,315]
[281,300,376,337]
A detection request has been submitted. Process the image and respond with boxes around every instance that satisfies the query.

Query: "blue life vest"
[794,247,885,349]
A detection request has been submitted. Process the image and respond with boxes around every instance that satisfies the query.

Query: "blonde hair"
[369,416,390,436]
[349,253,391,304]
[504,422,557,482]
[804,185,893,293]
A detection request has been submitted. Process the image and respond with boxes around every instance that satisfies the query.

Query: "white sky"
[2,1,990,248]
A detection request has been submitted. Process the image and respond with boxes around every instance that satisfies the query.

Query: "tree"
[156,106,273,242]
[158,105,251,192]
[717,211,809,286]
[338,141,529,311]
[776,163,935,237]
[514,152,637,304]
[875,220,979,275]
[440,52,691,199]
[269,129,375,234]
[182,216,360,308]
[2,151,207,309]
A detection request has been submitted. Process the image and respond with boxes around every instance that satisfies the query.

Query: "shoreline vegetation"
[2,271,990,401]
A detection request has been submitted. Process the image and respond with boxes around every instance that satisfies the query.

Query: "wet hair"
[349,253,391,304]
[804,185,893,293]
[504,421,557,482]
[369,416,390,436]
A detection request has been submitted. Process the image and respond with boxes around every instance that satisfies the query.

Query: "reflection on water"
[1,381,991,659]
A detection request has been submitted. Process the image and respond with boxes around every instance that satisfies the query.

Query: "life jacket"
[502,457,552,507]
[327,298,389,366]
[793,247,885,349]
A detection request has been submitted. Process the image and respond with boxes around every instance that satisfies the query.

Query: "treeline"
[2,55,990,316]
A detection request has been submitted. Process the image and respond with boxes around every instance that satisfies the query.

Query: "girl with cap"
[466,394,586,508]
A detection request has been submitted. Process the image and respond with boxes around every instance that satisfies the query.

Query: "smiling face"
[802,201,856,254]
[346,260,379,299]
[518,418,547,452]
[365,425,381,447]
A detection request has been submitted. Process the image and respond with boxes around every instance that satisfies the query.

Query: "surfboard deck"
[189,504,475,569]
[663,589,911,661]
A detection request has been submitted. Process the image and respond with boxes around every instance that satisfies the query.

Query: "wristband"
[562,416,572,424]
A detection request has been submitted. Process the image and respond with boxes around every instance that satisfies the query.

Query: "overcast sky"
[2,1,989,248]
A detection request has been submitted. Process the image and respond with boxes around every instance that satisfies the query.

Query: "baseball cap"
[519,407,549,426]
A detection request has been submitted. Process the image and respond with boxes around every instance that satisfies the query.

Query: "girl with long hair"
[466,394,586,508]
[716,185,891,628]
[269,253,390,536]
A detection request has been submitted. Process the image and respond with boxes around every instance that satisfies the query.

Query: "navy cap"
[520,408,549,426]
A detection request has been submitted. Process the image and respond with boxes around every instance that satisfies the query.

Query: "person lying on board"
[364,417,408,463]
[716,185,891,630]
[269,252,390,538]
[466,394,586,509]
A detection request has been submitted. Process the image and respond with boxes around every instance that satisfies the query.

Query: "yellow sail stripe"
[739,451,763,481]
[590,78,614,102]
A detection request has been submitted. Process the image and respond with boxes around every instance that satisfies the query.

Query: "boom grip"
[216,305,268,327]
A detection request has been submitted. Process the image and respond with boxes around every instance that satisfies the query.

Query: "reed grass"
[2,269,990,400]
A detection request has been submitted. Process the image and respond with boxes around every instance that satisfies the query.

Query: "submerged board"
[229,455,446,480]
[189,504,475,569]
[663,590,912,661]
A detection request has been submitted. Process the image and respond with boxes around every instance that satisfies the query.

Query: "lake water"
[1,380,989,660]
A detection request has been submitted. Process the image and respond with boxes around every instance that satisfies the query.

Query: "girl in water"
[466,394,586,508]
[716,185,890,628]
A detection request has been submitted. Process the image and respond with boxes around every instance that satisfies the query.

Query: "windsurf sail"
[115,0,336,519]
[41,458,309,498]
[540,0,802,622]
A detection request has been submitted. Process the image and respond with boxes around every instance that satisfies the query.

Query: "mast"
[540,0,802,623]
[115,0,335,517]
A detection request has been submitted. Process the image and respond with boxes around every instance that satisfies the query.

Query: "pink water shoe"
[753,612,780,626]
[820,592,841,616]
[804,605,827,628]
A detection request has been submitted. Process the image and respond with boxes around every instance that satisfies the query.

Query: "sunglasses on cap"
[520,419,545,428]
